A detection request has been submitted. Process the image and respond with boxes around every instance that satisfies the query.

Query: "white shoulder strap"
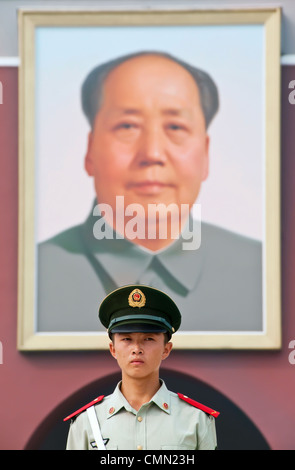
[86,406,106,450]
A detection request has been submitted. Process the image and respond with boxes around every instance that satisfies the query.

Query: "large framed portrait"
[17,8,281,350]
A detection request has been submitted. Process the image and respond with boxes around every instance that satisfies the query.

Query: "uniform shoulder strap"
[177,393,220,417]
[63,395,104,422]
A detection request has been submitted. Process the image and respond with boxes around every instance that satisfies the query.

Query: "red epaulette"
[63,395,104,422]
[177,393,220,417]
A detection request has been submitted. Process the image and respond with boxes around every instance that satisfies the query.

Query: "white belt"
[86,406,106,450]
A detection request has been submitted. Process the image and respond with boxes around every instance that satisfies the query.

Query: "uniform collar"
[81,200,205,293]
[150,380,171,414]
[106,380,171,419]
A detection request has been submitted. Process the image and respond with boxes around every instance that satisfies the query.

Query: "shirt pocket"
[89,439,118,450]
[161,445,195,450]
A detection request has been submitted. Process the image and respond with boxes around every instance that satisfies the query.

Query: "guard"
[64,285,219,450]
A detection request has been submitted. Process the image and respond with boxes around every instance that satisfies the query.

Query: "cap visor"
[110,323,167,334]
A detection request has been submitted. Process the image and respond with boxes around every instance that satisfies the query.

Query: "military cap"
[98,285,181,338]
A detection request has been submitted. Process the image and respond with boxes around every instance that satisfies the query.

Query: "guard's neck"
[120,374,161,411]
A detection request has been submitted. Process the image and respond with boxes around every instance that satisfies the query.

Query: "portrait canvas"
[17,9,281,350]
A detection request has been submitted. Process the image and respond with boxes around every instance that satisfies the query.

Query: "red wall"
[0,65,295,450]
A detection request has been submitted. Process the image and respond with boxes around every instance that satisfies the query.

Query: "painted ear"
[84,131,94,176]
[201,134,210,181]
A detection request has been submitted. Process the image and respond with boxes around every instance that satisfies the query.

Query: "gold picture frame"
[17,8,281,350]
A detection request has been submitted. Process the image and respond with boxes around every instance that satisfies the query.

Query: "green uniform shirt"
[38,201,262,333]
[66,380,217,450]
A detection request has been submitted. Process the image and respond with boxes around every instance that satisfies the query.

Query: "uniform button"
[137,416,143,422]
[137,445,143,450]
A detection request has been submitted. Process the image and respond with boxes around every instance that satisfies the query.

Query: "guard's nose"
[132,342,143,354]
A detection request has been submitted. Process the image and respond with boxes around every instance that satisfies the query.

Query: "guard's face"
[85,54,209,226]
[109,332,172,380]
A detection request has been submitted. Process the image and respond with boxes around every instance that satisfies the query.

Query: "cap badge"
[128,289,146,308]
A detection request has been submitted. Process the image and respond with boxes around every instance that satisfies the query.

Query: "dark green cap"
[98,285,181,339]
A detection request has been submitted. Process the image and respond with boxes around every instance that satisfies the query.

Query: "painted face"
[85,54,209,233]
